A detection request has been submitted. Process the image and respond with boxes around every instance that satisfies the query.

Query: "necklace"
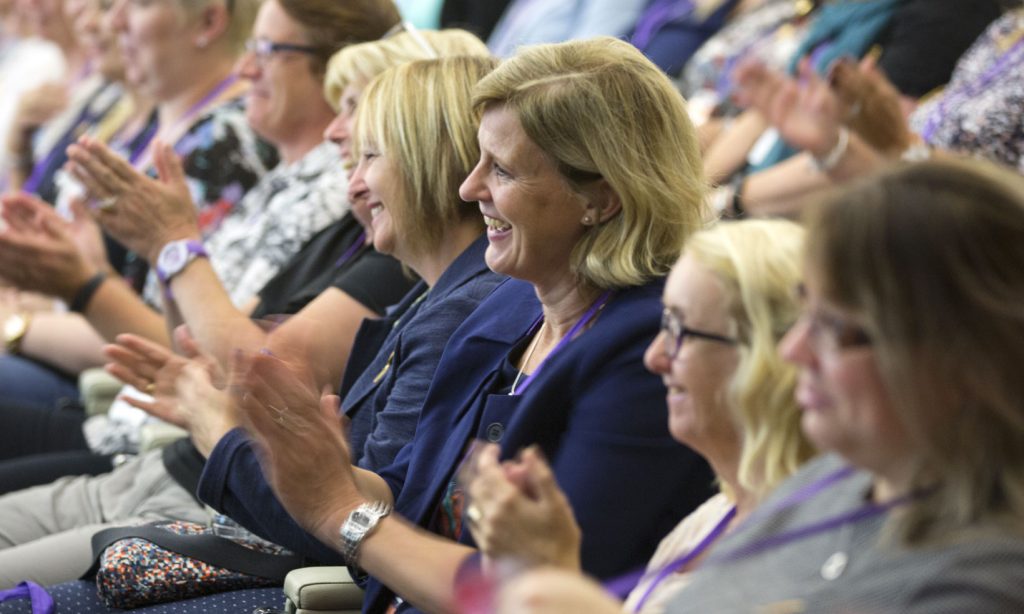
[509,320,546,396]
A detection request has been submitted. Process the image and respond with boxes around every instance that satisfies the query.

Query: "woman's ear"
[193,2,229,49]
[580,179,622,226]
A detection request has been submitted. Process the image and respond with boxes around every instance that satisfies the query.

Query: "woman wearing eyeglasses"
[464,219,815,614]
[645,159,1024,611]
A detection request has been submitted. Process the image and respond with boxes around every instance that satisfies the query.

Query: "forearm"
[20,312,107,374]
[741,154,832,217]
[166,259,265,370]
[703,110,769,184]
[81,275,171,346]
[358,516,477,614]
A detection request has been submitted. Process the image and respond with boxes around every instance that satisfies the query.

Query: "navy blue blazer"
[369,278,714,613]
[197,236,503,563]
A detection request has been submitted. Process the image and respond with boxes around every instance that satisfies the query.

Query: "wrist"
[810,127,850,173]
[67,271,108,313]
[149,228,201,265]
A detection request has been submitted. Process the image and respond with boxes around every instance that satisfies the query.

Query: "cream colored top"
[622,493,733,614]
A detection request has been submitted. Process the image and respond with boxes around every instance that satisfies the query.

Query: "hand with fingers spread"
[104,326,230,448]
[829,58,914,155]
[0,192,101,300]
[66,137,200,262]
[234,349,366,542]
[733,58,845,160]
[465,444,582,572]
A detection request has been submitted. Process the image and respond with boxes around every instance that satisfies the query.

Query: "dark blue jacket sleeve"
[196,427,346,564]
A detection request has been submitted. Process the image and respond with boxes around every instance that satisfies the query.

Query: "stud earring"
[582,215,593,225]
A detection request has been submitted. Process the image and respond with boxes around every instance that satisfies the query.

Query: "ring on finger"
[144,382,156,394]
[95,195,118,211]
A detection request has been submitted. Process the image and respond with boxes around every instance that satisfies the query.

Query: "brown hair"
[277,0,400,73]
[805,158,1024,544]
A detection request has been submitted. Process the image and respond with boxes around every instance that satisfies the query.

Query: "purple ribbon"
[626,505,737,611]
[920,34,1024,143]
[0,581,55,614]
[334,230,367,268]
[511,290,613,396]
[715,465,919,563]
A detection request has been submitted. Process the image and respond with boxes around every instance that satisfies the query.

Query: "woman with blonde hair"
[467,219,814,614]
[232,36,714,614]
[649,159,1024,611]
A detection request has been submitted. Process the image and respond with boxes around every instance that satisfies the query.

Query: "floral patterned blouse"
[909,10,1024,173]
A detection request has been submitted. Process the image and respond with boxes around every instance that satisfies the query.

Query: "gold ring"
[144,382,156,394]
[96,195,118,211]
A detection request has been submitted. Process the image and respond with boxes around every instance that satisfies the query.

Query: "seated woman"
[507,158,1024,612]
[461,219,816,614]
[0,0,276,411]
[0,47,496,590]
[234,36,713,614]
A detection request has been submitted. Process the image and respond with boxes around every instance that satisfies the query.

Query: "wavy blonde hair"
[686,220,814,501]
[324,28,489,109]
[353,56,496,256]
[805,158,1024,545]
[473,37,708,290]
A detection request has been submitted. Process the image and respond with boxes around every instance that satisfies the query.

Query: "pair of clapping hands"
[0,135,199,301]
[732,55,915,160]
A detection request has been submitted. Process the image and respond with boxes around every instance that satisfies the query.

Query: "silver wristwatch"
[339,501,391,565]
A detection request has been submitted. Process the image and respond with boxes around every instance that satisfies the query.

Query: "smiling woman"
[231,36,717,614]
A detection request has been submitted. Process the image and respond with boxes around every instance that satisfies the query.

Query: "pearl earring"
[582,215,593,225]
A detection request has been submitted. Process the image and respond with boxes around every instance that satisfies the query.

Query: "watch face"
[351,511,372,529]
[4,316,23,338]
[162,242,187,269]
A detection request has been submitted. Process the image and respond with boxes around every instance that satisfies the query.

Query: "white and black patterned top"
[205,140,349,306]
[909,10,1024,173]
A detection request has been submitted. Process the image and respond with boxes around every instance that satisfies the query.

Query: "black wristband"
[69,272,108,313]
[727,172,747,219]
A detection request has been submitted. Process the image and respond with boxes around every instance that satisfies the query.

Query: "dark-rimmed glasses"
[244,38,320,66]
[660,308,738,360]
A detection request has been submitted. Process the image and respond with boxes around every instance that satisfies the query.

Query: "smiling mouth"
[483,215,511,232]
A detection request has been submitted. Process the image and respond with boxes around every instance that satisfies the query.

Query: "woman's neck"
[869,454,918,504]
[405,222,483,287]
[157,59,239,131]
[535,275,603,340]
[706,447,756,524]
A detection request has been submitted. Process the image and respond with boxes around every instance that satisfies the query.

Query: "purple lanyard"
[625,504,737,612]
[334,230,367,268]
[633,0,695,50]
[0,581,54,614]
[126,118,159,167]
[716,465,916,563]
[172,74,238,138]
[22,98,111,193]
[921,35,1024,143]
[511,290,614,396]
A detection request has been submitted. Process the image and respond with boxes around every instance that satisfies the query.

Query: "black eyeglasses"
[660,308,738,360]
[244,38,320,66]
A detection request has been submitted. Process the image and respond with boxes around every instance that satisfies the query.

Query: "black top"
[877,0,1003,97]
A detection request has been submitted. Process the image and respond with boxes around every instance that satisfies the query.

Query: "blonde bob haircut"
[472,37,707,290]
[353,56,497,256]
[804,158,1024,545]
[686,220,814,501]
[181,0,261,55]
[324,28,489,110]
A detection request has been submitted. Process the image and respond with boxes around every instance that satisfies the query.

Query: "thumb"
[154,140,186,186]
[521,447,560,502]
